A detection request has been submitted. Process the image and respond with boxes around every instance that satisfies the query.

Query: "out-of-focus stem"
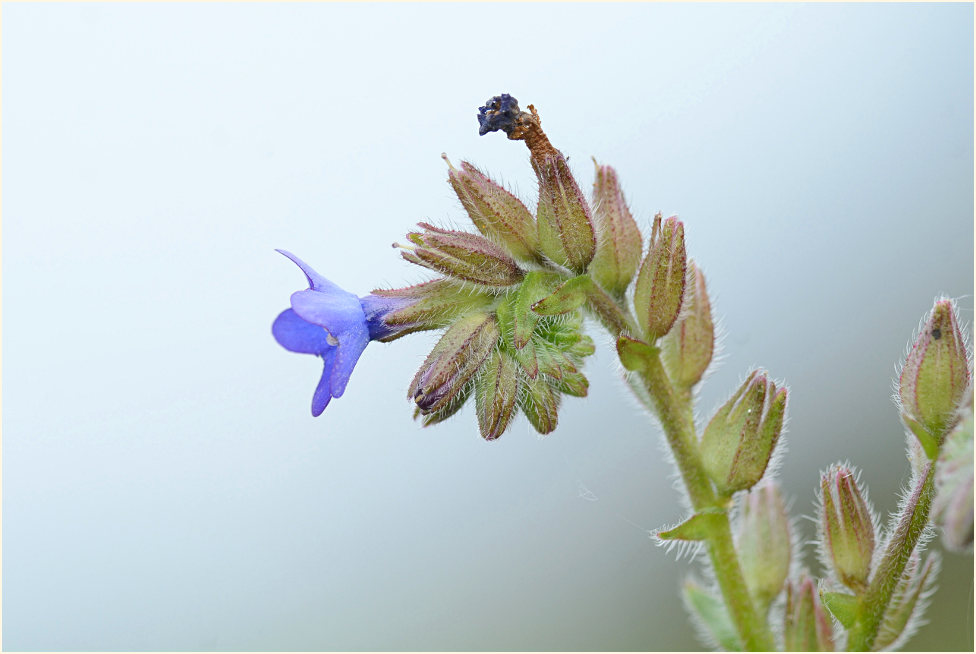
[846,460,937,651]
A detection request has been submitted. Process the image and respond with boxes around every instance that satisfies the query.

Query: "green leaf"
[658,509,725,542]
[820,590,858,630]
[616,335,658,372]
[531,275,591,315]
[683,581,743,651]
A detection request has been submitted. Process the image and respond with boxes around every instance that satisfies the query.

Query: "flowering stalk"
[272,93,972,651]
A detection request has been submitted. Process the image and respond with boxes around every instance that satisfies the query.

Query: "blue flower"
[477,93,521,136]
[272,250,407,416]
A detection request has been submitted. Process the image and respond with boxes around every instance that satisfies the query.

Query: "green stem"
[846,459,937,651]
[640,354,774,651]
[586,290,773,651]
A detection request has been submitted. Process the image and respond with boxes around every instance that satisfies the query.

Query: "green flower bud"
[661,261,714,389]
[818,465,877,592]
[784,575,835,651]
[933,390,974,552]
[409,312,499,415]
[447,159,539,261]
[474,349,520,441]
[899,299,971,442]
[701,371,787,494]
[589,161,642,295]
[519,369,561,435]
[632,214,687,341]
[873,551,940,651]
[737,482,792,612]
[533,153,597,273]
[370,278,495,342]
[397,223,524,286]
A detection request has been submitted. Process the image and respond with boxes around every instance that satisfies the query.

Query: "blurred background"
[3,3,972,651]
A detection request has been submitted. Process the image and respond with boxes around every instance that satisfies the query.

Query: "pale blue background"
[3,2,973,651]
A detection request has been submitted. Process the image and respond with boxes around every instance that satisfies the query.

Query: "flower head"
[272,250,409,416]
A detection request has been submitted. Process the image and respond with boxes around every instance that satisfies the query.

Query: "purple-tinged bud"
[661,261,714,389]
[632,214,687,341]
[409,312,499,415]
[519,369,561,435]
[899,299,971,443]
[367,278,495,342]
[873,551,940,650]
[933,390,974,552]
[397,223,524,287]
[533,153,597,274]
[474,350,520,441]
[783,575,835,651]
[737,482,792,611]
[818,465,877,592]
[701,371,787,494]
[589,162,643,296]
[447,160,539,261]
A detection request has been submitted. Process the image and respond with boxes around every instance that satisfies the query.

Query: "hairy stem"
[846,460,937,651]
[587,289,773,650]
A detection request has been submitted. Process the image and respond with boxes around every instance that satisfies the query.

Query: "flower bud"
[632,214,687,341]
[447,160,539,261]
[701,371,787,494]
[737,483,792,611]
[899,299,971,441]
[474,349,520,441]
[873,551,939,650]
[818,465,877,592]
[661,261,714,388]
[366,278,495,342]
[409,312,499,415]
[933,391,974,552]
[519,368,561,434]
[533,153,597,273]
[783,575,835,651]
[397,223,524,286]
[589,162,642,295]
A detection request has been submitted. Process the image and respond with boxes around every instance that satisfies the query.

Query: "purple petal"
[311,348,338,416]
[291,288,366,341]
[360,294,414,340]
[272,309,332,354]
[277,249,351,296]
[330,321,370,397]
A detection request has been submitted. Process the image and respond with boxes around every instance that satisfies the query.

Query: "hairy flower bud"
[661,261,714,388]
[589,162,642,295]
[933,391,974,552]
[632,214,687,341]
[873,551,940,650]
[818,465,877,592]
[519,370,561,434]
[397,223,524,286]
[899,299,971,442]
[367,278,495,342]
[533,153,597,273]
[409,312,499,414]
[783,575,835,651]
[447,159,539,261]
[737,483,792,611]
[701,371,787,494]
[474,349,520,441]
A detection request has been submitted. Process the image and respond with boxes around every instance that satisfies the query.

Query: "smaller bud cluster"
[701,371,788,495]
[933,387,974,552]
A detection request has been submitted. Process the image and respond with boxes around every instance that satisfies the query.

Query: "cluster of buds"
[783,574,835,651]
